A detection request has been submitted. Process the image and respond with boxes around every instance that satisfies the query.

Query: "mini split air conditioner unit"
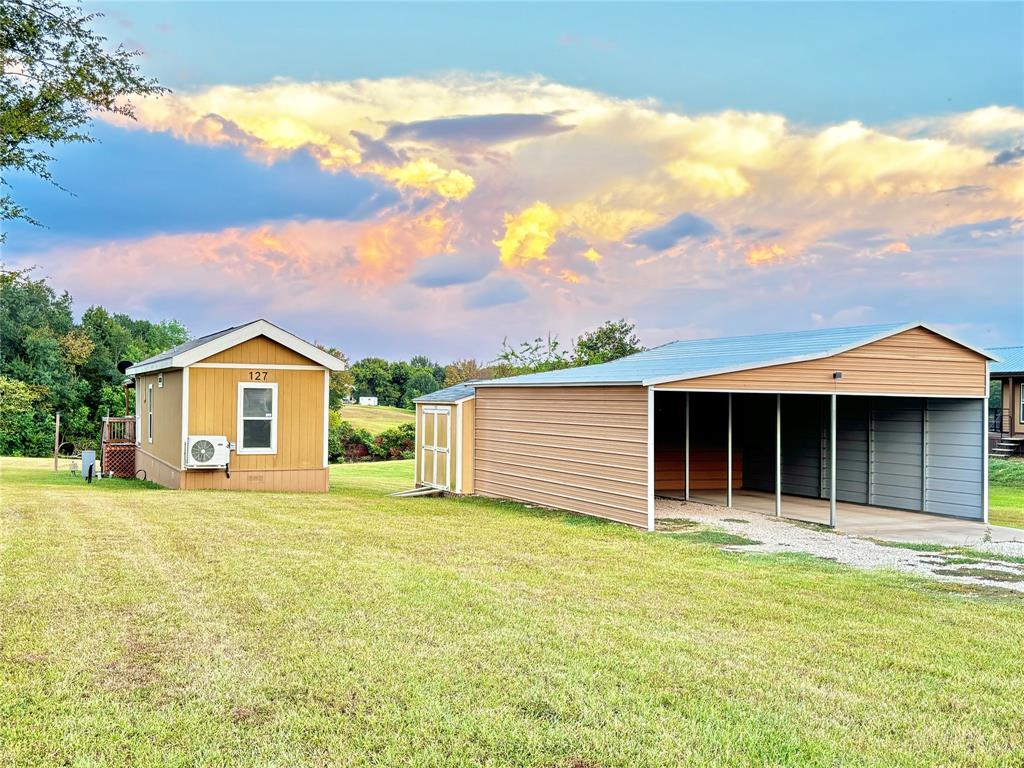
[185,435,230,468]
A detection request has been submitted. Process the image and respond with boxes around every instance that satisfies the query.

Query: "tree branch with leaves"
[0,0,166,237]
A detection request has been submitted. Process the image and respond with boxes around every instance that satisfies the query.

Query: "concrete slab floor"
[655,497,1024,591]
[657,489,1024,546]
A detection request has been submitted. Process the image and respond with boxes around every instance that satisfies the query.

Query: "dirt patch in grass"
[102,636,166,692]
[670,529,762,547]
[656,518,699,532]
[932,567,1024,583]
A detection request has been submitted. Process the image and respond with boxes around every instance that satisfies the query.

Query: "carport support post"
[726,393,733,508]
[829,393,837,527]
[647,387,655,532]
[684,393,690,501]
[983,363,990,524]
[775,394,781,517]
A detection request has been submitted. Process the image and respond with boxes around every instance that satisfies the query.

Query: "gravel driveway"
[657,499,1024,592]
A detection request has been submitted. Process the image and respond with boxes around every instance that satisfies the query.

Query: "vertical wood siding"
[188,367,325,471]
[460,399,476,494]
[137,370,183,469]
[658,327,987,396]
[474,386,649,527]
[199,336,316,365]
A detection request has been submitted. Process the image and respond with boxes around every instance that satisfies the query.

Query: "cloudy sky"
[5,2,1023,359]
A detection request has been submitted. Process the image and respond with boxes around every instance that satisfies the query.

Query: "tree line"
[1,269,645,456]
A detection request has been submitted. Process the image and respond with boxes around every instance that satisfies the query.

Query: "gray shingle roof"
[474,322,994,388]
[412,382,477,403]
[989,346,1024,374]
[129,324,243,370]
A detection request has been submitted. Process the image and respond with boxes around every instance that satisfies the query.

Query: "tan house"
[988,345,1024,458]
[419,322,997,530]
[126,320,345,491]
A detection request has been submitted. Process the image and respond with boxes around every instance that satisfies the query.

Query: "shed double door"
[420,406,451,490]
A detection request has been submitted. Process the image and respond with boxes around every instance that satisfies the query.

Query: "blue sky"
[100,2,1022,123]
[6,2,1022,358]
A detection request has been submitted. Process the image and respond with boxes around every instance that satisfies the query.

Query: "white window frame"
[147,383,153,443]
[237,382,278,455]
[1019,382,1023,425]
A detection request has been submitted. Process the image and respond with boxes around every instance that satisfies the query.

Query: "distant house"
[358,396,379,406]
[988,345,1024,457]
[126,319,346,491]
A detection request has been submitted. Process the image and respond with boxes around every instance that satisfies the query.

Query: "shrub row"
[327,413,415,463]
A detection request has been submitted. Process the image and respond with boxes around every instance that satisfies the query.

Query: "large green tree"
[1,0,165,234]
[572,319,645,366]
[350,357,400,406]
[443,358,492,387]
[0,268,188,454]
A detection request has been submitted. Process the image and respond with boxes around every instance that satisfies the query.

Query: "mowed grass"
[2,458,1023,767]
[336,404,415,434]
[990,458,1024,529]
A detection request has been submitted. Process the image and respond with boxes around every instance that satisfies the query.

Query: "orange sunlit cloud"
[746,243,787,265]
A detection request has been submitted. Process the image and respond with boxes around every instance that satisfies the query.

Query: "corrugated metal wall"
[474,385,649,527]
[821,398,869,504]
[924,399,984,519]
[870,399,924,511]
[781,395,821,498]
[739,395,775,493]
[736,394,983,519]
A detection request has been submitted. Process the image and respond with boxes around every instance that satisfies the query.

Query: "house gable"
[197,335,320,366]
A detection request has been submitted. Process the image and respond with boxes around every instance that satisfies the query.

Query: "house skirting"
[180,467,329,492]
[135,448,328,492]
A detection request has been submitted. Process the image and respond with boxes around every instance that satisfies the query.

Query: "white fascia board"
[127,319,346,374]
[413,395,476,404]
[125,359,175,376]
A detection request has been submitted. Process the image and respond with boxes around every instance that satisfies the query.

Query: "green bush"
[371,422,416,460]
[327,416,415,463]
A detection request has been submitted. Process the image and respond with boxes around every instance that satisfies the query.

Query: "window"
[147,383,153,443]
[237,382,278,454]
[1020,383,1023,425]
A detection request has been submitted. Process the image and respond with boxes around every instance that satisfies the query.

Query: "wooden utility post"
[53,411,61,472]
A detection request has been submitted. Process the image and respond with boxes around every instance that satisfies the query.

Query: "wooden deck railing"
[102,416,136,444]
[101,416,137,477]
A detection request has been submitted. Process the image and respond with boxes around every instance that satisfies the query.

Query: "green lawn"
[990,458,1024,529]
[336,403,415,434]
[2,457,1023,767]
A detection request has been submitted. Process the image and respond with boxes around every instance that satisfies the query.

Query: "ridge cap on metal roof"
[474,320,996,388]
[654,320,907,349]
